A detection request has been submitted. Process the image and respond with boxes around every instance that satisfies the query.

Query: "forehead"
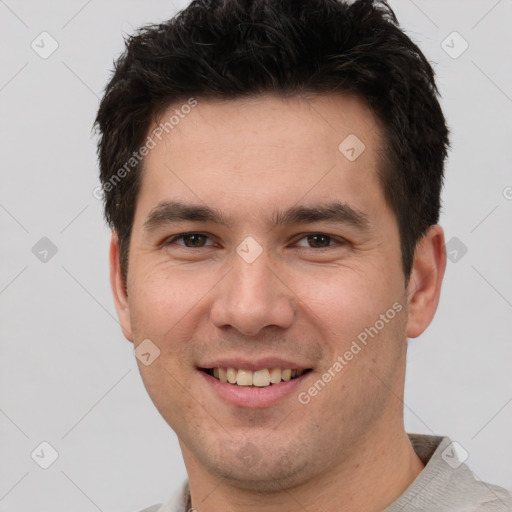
[136,93,388,227]
[150,93,381,161]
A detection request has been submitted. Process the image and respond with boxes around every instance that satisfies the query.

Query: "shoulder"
[465,479,512,511]
[386,434,512,511]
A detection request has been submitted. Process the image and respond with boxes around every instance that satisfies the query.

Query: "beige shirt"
[138,434,512,511]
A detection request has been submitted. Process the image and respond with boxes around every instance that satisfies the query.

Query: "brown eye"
[306,234,332,248]
[295,233,343,249]
[167,233,212,248]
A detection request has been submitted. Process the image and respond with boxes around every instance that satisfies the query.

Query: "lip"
[198,368,312,408]
[198,357,311,372]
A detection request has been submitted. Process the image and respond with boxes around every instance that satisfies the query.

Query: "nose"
[209,245,296,336]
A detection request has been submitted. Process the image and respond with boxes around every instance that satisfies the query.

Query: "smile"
[201,367,312,387]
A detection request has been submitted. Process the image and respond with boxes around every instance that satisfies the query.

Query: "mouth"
[200,367,313,387]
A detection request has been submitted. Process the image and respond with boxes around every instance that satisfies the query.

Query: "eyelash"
[164,232,347,250]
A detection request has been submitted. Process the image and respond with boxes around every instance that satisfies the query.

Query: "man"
[94,0,512,510]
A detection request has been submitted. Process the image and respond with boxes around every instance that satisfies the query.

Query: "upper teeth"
[211,368,305,387]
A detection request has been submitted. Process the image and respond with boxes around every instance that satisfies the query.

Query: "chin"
[204,450,310,492]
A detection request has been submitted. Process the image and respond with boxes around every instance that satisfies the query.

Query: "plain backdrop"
[1,1,511,511]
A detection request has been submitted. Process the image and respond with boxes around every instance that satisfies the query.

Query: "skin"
[110,93,446,512]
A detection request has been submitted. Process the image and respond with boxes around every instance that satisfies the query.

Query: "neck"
[182,428,424,512]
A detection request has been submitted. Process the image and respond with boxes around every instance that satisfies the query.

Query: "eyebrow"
[143,199,371,232]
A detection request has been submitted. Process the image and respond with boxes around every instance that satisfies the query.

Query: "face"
[112,93,421,490]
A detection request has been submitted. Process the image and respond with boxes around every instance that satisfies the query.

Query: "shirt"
[137,434,512,511]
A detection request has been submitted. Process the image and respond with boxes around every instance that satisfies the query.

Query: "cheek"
[294,264,392,336]
[137,360,197,436]
[128,266,210,338]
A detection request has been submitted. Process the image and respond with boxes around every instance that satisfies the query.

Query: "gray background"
[1,1,511,511]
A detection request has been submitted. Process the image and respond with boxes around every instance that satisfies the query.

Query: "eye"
[294,233,346,249]
[166,233,214,248]
[164,232,347,250]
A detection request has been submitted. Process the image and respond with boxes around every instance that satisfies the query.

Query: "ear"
[110,231,134,342]
[405,224,447,339]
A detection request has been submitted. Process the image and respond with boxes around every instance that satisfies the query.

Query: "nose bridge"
[210,241,295,335]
